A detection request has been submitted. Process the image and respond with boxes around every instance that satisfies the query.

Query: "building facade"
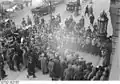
[109,0,120,80]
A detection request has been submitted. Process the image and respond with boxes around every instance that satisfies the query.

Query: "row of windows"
[111,0,120,4]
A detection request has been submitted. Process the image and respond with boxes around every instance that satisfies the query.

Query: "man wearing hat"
[52,56,61,80]
[27,15,32,26]
[89,13,95,26]
[48,56,54,78]
[40,53,48,74]
[80,16,85,28]
[27,50,36,78]
[86,26,92,37]
[21,18,27,27]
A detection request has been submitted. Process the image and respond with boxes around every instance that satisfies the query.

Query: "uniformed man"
[73,65,84,80]
[48,57,54,78]
[40,53,48,74]
[56,14,61,24]
[65,18,69,28]
[100,71,108,80]
[63,63,74,80]
[27,15,32,25]
[86,26,92,37]
[52,57,61,80]
[93,22,98,32]
[60,58,68,80]
[80,16,85,28]
[69,15,74,23]
[88,5,93,17]
[21,18,27,27]
[87,67,97,80]
[35,15,40,25]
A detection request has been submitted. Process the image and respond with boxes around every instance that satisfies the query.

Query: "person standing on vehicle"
[85,5,89,16]
[89,14,95,26]
[88,5,93,17]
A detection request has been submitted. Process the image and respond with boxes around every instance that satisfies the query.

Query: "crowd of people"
[0,3,112,81]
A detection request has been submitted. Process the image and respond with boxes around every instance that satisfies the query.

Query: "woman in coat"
[60,59,68,80]
[80,16,85,28]
[27,56,36,78]
[41,53,48,74]
[48,58,54,78]
[52,58,61,80]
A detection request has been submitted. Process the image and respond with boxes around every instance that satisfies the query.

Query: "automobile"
[1,1,14,6]
[66,2,77,12]
[50,0,64,6]
[31,5,55,17]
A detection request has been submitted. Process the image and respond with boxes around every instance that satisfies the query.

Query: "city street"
[2,0,112,80]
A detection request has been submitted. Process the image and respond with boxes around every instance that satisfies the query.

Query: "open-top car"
[31,5,55,17]
[66,2,77,12]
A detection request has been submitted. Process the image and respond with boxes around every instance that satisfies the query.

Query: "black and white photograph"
[0,0,117,81]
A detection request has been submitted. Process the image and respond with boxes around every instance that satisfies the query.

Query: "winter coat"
[80,17,85,28]
[41,57,48,73]
[90,15,95,24]
[64,67,74,80]
[52,58,61,78]
[48,59,54,77]
[74,68,84,80]
[60,61,68,80]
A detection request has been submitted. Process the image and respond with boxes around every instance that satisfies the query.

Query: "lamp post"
[49,0,52,20]
[48,0,53,33]
[97,11,109,41]
[75,0,80,16]
[0,3,4,22]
